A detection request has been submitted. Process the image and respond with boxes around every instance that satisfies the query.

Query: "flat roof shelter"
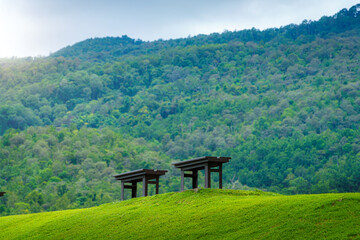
[173,156,231,191]
[114,169,167,200]
[0,192,5,197]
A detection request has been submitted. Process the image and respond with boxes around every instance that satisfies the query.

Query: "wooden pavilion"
[114,169,167,200]
[172,156,231,191]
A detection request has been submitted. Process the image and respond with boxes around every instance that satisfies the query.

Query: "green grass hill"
[1,189,359,239]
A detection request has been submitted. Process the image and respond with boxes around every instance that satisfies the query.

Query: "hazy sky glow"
[0,0,358,57]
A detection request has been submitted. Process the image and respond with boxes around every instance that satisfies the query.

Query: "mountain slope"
[1,189,360,239]
[1,4,360,216]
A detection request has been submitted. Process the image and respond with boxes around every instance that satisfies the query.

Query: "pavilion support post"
[155,176,159,194]
[219,163,223,189]
[121,181,125,201]
[132,181,137,198]
[114,169,167,200]
[192,170,198,189]
[205,164,211,188]
[181,170,185,191]
[173,156,230,191]
[142,177,148,197]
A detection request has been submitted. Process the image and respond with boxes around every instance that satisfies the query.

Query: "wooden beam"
[192,170,198,189]
[142,177,148,197]
[182,163,207,171]
[184,173,196,178]
[219,163,223,189]
[181,170,185,191]
[119,174,146,183]
[155,176,159,194]
[172,156,231,169]
[132,181,137,198]
[114,169,167,181]
[205,164,211,188]
[121,181,125,201]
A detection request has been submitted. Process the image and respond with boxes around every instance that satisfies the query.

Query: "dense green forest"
[1,5,360,215]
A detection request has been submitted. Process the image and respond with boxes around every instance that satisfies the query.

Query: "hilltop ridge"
[51,4,360,61]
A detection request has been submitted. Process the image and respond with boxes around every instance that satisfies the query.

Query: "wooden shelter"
[0,192,5,197]
[173,156,231,191]
[114,169,167,200]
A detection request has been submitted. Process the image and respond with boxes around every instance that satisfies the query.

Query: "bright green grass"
[1,189,360,239]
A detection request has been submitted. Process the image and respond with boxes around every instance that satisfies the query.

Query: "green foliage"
[0,126,172,215]
[0,5,360,216]
[1,189,360,239]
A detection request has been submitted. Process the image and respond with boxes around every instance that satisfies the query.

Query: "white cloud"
[0,0,358,57]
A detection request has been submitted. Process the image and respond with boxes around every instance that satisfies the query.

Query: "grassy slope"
[1,189,360,239]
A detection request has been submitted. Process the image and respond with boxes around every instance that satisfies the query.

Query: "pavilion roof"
[113,169,168,182]
[172,156,231,169]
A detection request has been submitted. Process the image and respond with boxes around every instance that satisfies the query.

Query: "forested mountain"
[1,4,360,215]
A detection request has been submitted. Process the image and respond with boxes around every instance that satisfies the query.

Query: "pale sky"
[0,0,358,58]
